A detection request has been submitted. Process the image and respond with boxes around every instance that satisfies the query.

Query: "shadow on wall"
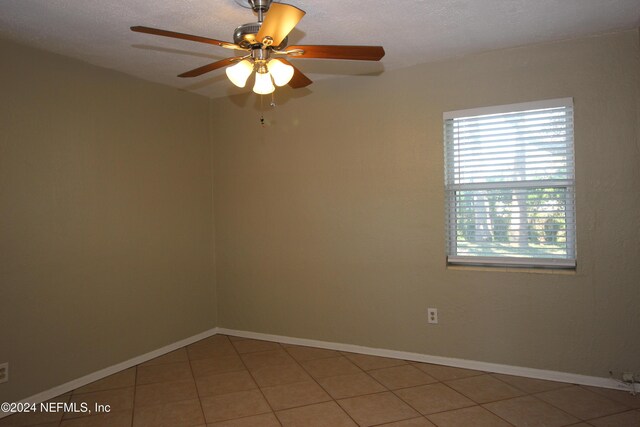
[226,86,314,111]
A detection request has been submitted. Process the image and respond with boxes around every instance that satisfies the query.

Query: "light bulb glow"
[253,71,275,95]
[225,60,254,88]
[268,59,294,87]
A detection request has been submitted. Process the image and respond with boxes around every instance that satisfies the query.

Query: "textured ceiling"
[1,0,638,99]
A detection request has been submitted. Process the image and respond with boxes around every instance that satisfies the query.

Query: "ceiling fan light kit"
[225,59,254,88]
[225,45,296,94]
[131,0,385,96]
[253,67,276,95]
[269,59,295,87]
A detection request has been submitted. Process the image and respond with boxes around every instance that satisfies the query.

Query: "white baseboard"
[4,325,632,421]
[0,327,219,419]
[217,327,633,392]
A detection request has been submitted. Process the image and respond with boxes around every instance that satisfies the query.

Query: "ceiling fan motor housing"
[233,22,287,49]
[247,0,272,13]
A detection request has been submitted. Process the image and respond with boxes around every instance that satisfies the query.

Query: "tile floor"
[1,334,638,426]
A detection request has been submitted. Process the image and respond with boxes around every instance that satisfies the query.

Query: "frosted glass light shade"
[225,60,254,88]
[253,71,275,95]
[268,59,294,87]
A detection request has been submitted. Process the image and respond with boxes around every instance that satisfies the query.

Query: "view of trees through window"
[445,100,575,264]
[454,187,570,258]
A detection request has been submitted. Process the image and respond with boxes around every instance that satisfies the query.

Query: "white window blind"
[444,98,576,268]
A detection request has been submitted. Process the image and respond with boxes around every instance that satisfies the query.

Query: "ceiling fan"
[131,0,385,95]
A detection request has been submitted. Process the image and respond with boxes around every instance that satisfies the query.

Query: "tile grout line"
[129,348,231,425]
[476,385,579,425]
[130,365,138,427]
[518,392,588,424]
[134,357,226,421]
[230,337,284,426]
[339,359,482,425]
[387,385,442,422]
[387,376,512,425]
[577,385,636,422]
[281,343,364,427]
[56,373,134,427]
[55,393,71,427]
[439,378,523,423]
[531,386,633,422]
[583,409,640,424]
[239,338,567,427]
[281,344,389,426]
[441,374,526,404]
[382,370,507,424]
[186,345,209,427]
[234,339,384,425]
[368,417,430,427]
[13,334,639,427]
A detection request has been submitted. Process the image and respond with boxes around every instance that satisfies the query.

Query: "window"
[444,98,576,268]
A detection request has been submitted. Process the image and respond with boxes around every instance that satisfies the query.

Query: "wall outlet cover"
[427,308,438,324]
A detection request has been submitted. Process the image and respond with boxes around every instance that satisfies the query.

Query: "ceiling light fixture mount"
[248,0,271,19]
[131,0,385,95]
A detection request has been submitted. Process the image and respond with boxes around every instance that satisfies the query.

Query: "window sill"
[446,264,577,275]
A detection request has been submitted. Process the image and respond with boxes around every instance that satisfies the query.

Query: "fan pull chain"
[259,95,265,127]
[258,93,277,127]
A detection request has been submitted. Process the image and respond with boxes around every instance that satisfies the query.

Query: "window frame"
[443,98,576,269]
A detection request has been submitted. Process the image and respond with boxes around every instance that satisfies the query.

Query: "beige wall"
[0,39,216,401]
[211,30,640,378]
[1,28,638,403]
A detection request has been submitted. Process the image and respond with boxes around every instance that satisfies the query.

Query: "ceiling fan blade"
[285,45,385,61]
[279,59,312,88]
[255,3,305,47]
[131,26,243,50]
[178,58,238,78]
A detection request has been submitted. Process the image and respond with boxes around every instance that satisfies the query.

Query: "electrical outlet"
[0,363,7,384]
[427,308,438,324]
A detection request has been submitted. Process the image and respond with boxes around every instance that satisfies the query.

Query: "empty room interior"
[1,0,639,426]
